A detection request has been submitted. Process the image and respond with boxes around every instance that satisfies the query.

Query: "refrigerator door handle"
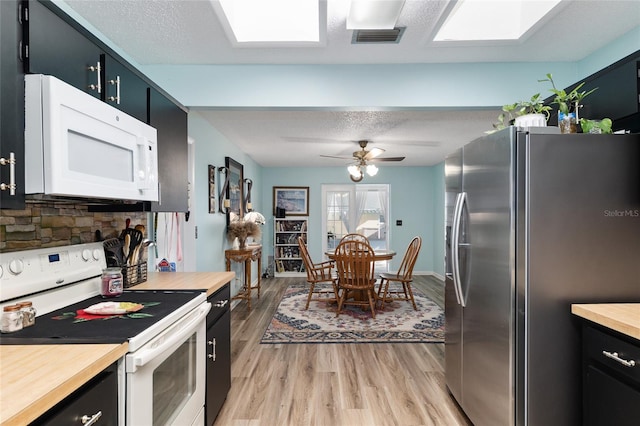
[451,192,466,307]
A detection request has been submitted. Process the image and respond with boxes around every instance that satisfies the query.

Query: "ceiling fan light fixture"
[366,164,378,176]
[348,164,362,177]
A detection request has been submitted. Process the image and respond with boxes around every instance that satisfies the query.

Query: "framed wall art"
[273,186,309,216]
[225,157,244,225]
[208,164,216,214]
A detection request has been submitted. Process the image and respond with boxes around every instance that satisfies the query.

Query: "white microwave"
[24,74,159,202]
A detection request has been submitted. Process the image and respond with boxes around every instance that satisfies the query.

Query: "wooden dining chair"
[339,233,369,243]
[333,238,378,318]
[377,236,422,310]
[298,237,338,310]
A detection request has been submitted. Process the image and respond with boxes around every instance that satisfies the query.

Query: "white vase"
[514,113,547,128]
[232,237,240,250]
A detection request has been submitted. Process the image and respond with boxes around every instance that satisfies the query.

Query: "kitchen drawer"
[207,283,230,326]
[584,325,640,384]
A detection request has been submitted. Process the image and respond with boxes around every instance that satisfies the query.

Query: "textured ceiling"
[61,0,640,167]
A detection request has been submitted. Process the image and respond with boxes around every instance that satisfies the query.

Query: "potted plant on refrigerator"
[539,73,598,134]
[489,93,552,133]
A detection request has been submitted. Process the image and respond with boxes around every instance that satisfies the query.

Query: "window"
[322,184,390,270]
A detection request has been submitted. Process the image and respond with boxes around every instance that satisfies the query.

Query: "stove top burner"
[0,290,204,346]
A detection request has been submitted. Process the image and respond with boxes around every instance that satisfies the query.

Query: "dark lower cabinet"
[581,324,640,426]
[31,362,118,425]
[206,285,231,425]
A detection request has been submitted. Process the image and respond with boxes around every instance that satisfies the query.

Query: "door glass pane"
[323,184,390,271]
[326,190,350,249]
[152,333,197,425]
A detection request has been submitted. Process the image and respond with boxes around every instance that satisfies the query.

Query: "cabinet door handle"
[602,350,636,367]
[214,300,228,308]
[81,410,102,425]
[107,76,121,104]
[208,337,217,361]
[0,153,16,195]
[88,61,101,94]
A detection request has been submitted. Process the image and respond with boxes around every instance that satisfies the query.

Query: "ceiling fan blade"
[371,156,405,162]
[363,147,385,160]
[320,154,353,160]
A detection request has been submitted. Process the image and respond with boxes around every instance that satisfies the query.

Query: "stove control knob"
[92,249,102,261]
[82,249,91,261]
[9,259,24,275]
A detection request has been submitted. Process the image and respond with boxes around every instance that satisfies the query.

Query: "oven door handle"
[129,302,211,370]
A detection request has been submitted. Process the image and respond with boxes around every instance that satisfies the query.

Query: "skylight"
[434,0,563,41]
[218,0,320,43]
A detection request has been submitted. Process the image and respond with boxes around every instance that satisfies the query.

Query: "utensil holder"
[122,263,148,288]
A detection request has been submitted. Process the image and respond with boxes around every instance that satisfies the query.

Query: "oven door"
[125,302,210,426]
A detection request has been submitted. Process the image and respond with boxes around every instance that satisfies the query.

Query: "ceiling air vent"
[352,27,405,44]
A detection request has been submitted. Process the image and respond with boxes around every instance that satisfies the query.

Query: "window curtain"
[354,188,367,232]
[377,189,388,227]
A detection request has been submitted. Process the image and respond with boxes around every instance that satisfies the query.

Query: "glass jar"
[1,305,23,333]
[101,267,123,298]
[17,301,36,327]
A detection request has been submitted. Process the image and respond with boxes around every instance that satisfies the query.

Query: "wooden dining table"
[325,248,396,304]
[325,248,396,261]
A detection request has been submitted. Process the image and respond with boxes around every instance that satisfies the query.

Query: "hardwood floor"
[213,275,471,426]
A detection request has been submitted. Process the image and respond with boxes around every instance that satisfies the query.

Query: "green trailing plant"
[491,93,552,132]
[580,118,612,134]
[538,73,598,115]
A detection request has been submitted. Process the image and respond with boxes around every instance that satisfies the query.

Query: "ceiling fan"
[321,140,405,182]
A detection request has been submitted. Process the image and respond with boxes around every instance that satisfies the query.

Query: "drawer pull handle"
[81,410,102,425]
[602,350,636,367]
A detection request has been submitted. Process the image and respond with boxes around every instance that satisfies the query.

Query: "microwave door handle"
[129,303,211,370]
[136,139,151,190]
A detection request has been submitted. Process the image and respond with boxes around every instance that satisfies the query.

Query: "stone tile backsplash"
[0,201,146,252]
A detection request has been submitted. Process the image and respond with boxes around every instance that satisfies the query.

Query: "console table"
[225,245,262,311]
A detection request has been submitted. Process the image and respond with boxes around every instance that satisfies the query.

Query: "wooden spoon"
[123,234,131,265]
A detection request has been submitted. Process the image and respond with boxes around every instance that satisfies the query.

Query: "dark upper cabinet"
[25,0,103,99]
[579,55,639,129]
[102,53,149,123]
[0,0,25,209]
[2,0,190,212]
[149,88,189,212]
[546,51,640,132]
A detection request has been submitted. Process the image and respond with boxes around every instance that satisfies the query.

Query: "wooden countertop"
[572,304,640,340]
[0,343,128,426]
[0,271,234,425]
[132,271,235,296]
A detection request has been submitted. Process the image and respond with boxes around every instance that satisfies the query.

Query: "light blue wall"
[261,165,443,274]
[188,110,447,276]
[189,113,263,291]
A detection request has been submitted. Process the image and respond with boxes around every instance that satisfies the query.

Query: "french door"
[321,184,390,269]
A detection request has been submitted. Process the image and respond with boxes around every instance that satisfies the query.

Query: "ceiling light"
[218,0,320,43]
[348,165,362,178]
[347,0,405,30]
[434,0,562,41]
[348,163,378,181]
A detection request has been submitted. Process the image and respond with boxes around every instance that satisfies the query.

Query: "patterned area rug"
[260,283,444,344]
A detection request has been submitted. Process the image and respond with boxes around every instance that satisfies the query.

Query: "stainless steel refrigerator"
[444,126,640,426]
